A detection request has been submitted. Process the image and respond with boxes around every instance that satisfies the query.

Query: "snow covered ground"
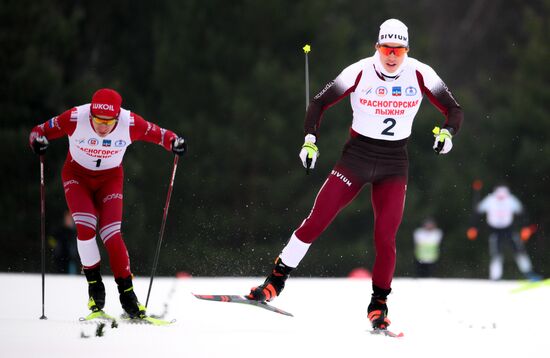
[1,273,548,358]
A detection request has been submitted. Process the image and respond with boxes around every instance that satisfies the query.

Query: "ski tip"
[192,293,217,299]
[369,329,404,338]
[193,293,218,300]
[510,278,550,294]
[281,311,294,317]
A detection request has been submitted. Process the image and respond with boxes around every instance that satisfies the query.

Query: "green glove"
[299,134,319,171]
[432,126,453,154]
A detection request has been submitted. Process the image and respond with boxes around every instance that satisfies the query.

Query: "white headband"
[378,18,409,47]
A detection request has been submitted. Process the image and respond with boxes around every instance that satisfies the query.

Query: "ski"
[80,310,174,326]
[511,278,550,294]
[79,310,119,328]
[369,328,404,338]
[193,294,294,317]
[120,315,175,326]
[119,312,175,325]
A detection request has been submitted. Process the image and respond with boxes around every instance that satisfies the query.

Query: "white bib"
[349,58,423,140]
[477,194,522,229]
[68,104,133,171]
[333,55,449,141]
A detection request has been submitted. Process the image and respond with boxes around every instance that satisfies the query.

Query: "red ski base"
[193,293,294,317]
[369,329,404,338]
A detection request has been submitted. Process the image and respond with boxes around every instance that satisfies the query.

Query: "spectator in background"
[467,184,542,281]
[413,218,443,277]
[49,211,79,274]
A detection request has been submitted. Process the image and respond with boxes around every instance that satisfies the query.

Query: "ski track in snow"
[1,273,548,358]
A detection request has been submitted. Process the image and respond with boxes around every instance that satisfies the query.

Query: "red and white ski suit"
[29,104,177,278]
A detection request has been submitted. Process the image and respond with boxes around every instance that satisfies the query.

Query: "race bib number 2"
[381,118,396,136]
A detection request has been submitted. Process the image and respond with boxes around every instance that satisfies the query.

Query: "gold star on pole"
[303,44,311,54]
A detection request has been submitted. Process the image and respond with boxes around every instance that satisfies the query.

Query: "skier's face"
[376,42,409,73]
[91,115,118,137]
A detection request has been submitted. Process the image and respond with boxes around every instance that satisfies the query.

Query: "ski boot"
[115,276,146,319]
[368,285,392,330]
[525,271,543,282]
[83,266,105,312]
[247,257,294,302]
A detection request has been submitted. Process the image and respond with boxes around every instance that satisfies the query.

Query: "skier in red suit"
[29,88,186,318]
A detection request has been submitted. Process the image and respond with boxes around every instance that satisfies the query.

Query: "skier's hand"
[432,126,453,154]
[171,137,187,156]
[299,134,319,172]
[31,136,49,155]
[466,227,478,240]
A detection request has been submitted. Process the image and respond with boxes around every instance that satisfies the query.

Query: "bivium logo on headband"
[379,34,408,42]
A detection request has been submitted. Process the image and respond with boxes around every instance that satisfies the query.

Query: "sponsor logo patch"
[63,179,79,187]
[362,87,373,95]
[376,86,387,97]
[48,117,57,129]
[88,138,99,146]
[314,80,335,100]
[92,103,115,111]
[392,86,402,96]
[103,193,123,203]
[379,34,408,42]
[102,139,111,147]
[405,86,417,96]
[331,170,352,187]
[115,140,126,147]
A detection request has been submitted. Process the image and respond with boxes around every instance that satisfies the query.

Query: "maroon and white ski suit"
[279,52,463,290]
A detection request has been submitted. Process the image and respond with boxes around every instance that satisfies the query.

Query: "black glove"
[32,136,49,155]
[171,137,187,156]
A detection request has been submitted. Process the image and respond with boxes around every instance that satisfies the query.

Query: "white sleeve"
[510,196,523,214]
[415,61,445,92]
[333,59,365,91]
[477,196,490,213]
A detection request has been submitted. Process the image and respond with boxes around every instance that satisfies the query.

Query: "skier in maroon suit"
[247,19,463,330]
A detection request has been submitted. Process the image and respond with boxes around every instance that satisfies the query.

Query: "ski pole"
[39,155,47,320]
[303,44,311,111]
[303,44,312,174]
[145,154,179,308]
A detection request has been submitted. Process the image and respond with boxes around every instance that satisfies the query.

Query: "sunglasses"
[92,115,117,125]
[378,45,408,57]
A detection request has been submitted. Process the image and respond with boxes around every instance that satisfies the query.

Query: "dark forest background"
[2,0,549,279]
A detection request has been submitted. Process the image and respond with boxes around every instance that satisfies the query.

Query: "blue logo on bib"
[405,86,417,96]
[392,86,402,96]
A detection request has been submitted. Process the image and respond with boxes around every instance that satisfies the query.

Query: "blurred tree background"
[1,0,548,279]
